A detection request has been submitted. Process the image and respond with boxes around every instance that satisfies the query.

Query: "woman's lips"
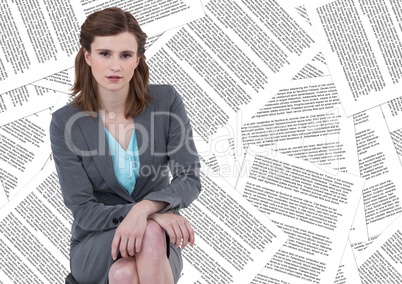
[106,75,122,82]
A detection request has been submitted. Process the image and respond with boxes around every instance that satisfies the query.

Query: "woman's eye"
[99,51,109,57]
[121,53,132,58]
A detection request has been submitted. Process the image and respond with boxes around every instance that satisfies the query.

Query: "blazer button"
[112,218,119,224]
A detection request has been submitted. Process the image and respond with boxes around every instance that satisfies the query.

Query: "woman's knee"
[140,220,167,256]
[108,257,139,284]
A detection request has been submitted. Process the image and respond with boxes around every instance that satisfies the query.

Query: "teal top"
[105,128,140,195]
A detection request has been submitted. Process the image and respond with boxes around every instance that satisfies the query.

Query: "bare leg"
[108,257,139,284]
[136,220,174,284]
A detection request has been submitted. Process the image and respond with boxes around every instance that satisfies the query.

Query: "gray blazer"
[50,84,201,245]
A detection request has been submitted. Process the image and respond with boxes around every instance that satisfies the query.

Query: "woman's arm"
[142,86,202,212]
[50,111,134,232]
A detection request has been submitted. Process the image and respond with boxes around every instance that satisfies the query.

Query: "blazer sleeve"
[50,111,134,231]
[143,86,201,212]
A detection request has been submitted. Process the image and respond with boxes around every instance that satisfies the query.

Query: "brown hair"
[71,7,150,117]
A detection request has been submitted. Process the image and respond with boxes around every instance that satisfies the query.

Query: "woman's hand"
[149,212,195,249]
[111,200,166,260]
[111,206,147,260]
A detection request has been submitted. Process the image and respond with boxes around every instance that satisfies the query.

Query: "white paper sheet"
[234,76,367,244]
[0,110,53,199]
[381,97,402,165]
[181,164,288,284]
[0,85,61,126]
[177,259,202,284]
[81,0,205,37]
[0,182,7,209]
[237,145,364,284]
[353,107,402,238]
[307,0,402,116]
[357,213,402,282]
[0,0,86,93]
[334,240,362,284]
[0,162,71,283]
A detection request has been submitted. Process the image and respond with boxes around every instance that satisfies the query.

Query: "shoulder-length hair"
[71,7,150,118]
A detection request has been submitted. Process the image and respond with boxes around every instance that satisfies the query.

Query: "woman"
[50,7,201,284]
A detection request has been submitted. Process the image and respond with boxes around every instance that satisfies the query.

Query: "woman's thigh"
[70,229,115,284]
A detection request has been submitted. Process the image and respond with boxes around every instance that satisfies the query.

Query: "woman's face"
[84,32,140,96]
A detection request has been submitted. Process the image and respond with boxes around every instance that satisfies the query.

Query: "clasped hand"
[111,204,194,260]
[149,212,195,249]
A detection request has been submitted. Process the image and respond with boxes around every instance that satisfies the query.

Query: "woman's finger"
[186,221,195,247]
[135,233,143,253]
[172,224,182,248]
[119,237,128,258]
[181,218,195,248]
[111,234,121,260]
[165,227,176,245]
[179,222,190,249]
[127,236,135,256]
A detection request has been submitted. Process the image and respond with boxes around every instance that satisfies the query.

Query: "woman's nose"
[110,56,121,72]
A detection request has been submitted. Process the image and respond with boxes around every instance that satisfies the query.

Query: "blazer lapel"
[77,113,134,202]
[132,103,155,199]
